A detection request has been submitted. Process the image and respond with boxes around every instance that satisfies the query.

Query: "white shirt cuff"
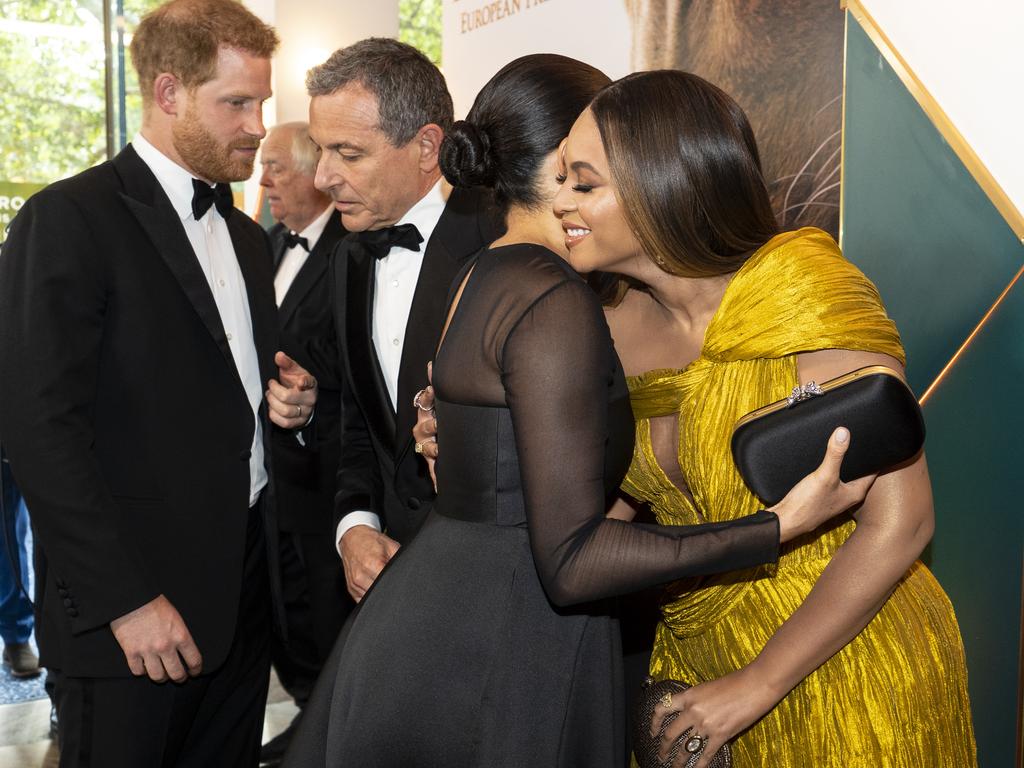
[335,511,382,557]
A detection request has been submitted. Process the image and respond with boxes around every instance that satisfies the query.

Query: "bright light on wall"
[294,47,330,85]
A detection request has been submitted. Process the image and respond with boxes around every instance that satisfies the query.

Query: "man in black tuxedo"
[257,121,348,764]
[290,38,502,601]
[0,2,315,765]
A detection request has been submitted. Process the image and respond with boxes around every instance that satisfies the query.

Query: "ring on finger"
[294,404,302,418]
[413,389,433,412]
[415,441,425,454]
[659,692,674,709]
[684,735,704,754]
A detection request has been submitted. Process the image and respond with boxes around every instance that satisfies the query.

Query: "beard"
[173,104,260,183]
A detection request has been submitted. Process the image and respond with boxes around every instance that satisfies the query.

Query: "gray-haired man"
[284,38,502,602]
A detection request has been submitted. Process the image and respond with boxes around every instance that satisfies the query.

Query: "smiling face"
[309,83,436,232]
[552,109,644,276]
[171,47,271,183]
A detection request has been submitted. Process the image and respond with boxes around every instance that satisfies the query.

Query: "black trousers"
[54,508,271,768]
[270,529,351,709]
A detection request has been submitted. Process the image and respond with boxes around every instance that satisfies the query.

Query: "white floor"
[0,673,299,768]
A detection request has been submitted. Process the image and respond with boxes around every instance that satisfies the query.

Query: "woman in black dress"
[283,54,871,768]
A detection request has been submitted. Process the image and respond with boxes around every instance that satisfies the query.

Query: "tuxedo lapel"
[277,250,326,327]
[114,148,240,383]
[393,187,502,463]
[269,224,288,271]
[229,215,278,386]
[345,242,397,447]
[393,236,458,461]
[277,214,343,328]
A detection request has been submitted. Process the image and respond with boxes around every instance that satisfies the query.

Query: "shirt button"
[392,338,399,346]
[226,332,233,341]
[391,280,399,288]
[219,279,225,287]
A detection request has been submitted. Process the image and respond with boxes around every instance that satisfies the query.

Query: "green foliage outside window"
[2,0,443,186]
[0,0,160,184]
[399,0,442,68]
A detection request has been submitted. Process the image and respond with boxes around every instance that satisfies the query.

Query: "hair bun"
[440,120,495,189]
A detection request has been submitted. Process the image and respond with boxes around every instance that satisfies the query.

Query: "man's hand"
[267,351,318,429]
[338,525,400,602]
[109,594,202,683]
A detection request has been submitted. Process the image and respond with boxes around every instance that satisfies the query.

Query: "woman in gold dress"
[553,71,977,767]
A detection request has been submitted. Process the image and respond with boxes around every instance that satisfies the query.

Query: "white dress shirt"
[133,133,268,508]
[273,204,335,306]
[337,181,446,550]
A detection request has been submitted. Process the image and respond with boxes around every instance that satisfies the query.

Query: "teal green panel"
[841,15,1023,396]
[921,276,1024,768]
[843,13,1024,767]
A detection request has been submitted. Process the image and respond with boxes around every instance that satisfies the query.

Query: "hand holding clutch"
[732,366,925,506]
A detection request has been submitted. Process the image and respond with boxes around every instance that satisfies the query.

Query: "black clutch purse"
[633,677,732,768]
[730,365,925,506]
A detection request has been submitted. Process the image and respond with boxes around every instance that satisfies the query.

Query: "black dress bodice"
[282,243,781,768]
[431,244,778,606]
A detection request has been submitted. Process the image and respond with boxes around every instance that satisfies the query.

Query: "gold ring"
[414,442,424,454]
[659,692,673,709]
[295,404,301,418]
[685,735,704,754]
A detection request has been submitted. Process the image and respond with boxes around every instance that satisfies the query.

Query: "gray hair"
[306,37,453,147]
[268,121,319,175]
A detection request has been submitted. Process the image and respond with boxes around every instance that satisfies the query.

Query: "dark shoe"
[2,642,41,678]
[260,712,301,766]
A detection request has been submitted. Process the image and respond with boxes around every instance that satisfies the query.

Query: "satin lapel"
[229,216,278,387]
[115,149,238,381]
[345,242,397,446]
[393,187,501,463]
[277,248,326,328]
[269,224,287,272]
[277,215,343,328]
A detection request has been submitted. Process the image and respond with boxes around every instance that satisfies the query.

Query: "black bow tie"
[354,223,423,259]
[282,230,310,252]
[191,179,234,220]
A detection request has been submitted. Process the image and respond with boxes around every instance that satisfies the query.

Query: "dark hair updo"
[440,54,610,213]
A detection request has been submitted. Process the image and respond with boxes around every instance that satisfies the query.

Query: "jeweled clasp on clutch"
[787,381,824,406]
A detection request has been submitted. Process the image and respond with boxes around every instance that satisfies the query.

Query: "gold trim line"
[733,365,908,430]
[845,0,1024,243]
[918,261,1024,406]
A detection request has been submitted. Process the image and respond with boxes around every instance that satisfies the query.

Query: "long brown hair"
[590,70,779,278]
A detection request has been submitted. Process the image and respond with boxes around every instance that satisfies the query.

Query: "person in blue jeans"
[1,449,40,678]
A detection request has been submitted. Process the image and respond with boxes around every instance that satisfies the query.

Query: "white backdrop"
[860,0,1024,226]
[442,0,632,119]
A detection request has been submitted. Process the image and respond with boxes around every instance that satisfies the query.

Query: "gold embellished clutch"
[731,365,925,505]
[633,677,732,768]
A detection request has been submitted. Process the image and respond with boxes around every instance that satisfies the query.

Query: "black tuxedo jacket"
[269,214,346,534]
[0,145,280,677]
[292,187,502,545]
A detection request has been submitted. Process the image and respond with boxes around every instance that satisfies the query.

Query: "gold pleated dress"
[622,228,977,766]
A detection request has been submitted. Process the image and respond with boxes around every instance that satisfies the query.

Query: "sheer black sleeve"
[502,278,779,607]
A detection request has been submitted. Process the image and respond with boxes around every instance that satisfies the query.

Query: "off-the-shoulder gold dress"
[622,229,976,766]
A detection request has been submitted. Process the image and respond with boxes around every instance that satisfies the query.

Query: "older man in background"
[258,122,348,766]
